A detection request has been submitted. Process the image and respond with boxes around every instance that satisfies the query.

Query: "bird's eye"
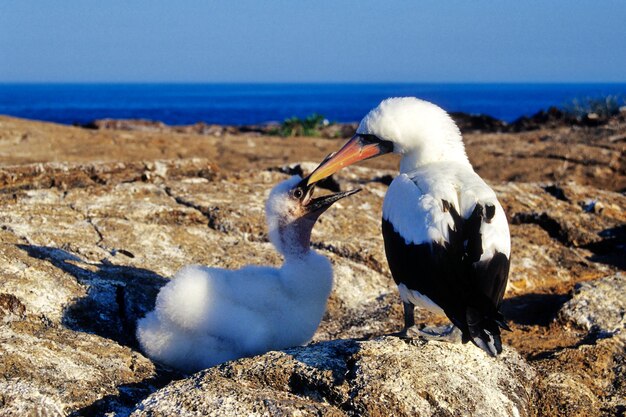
[293,188,304,199]
[359,134,380,145]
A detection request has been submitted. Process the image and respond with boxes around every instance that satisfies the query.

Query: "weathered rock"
[0,319,156,416]
[5,113,625,192]
[0,293,26,322]
[509,107,570,132]
[557,274,626,335]
[464,127,626,192]
[0,158,218,193]
[532,334,626,416]
[82,118,168,132]
[0,160,399,414]
[131,337,535,417]
[487,181,625,295]
[320,122,359,139]
[0,163,621,415]
[503,182,625,250]
[80,111,624,138]
[1,116,625,416]
[520,274,626,415]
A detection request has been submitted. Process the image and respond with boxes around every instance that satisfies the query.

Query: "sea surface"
[0,83,625,126]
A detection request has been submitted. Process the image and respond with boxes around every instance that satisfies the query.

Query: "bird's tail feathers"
[465,307,505,357]
[494,311,512,332]
[156,266,216,331]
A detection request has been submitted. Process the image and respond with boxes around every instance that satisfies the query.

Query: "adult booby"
[136,175,359,372]
[307,97,511,356]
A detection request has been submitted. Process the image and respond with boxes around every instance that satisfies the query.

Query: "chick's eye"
[293,188,304,199]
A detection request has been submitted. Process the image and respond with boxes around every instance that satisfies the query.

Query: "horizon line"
[2,81,626,85]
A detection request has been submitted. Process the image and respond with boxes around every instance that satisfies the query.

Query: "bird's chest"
[383,174,459,247]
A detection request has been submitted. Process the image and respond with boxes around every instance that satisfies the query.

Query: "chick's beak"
[303,188,361,216]
[306,134,393,186]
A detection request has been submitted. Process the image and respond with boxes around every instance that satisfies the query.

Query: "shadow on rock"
[502,292,570,326]
[583,225,626,271]
[68,363,183,417]
[284,338,361,407]
[17,245,167,349]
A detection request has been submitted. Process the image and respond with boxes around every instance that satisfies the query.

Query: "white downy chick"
[136,175,359,372]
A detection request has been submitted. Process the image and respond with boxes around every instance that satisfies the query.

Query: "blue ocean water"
[0,83,625,126]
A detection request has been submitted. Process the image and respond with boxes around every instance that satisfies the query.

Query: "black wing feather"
[382,200,510,356]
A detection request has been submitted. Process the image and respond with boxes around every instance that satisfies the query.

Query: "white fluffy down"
[136,177,334,373]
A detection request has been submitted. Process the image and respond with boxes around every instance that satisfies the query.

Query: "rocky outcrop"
[450,112,509,133]
[132,338,534,417]
[81,119,243,137]
[0,159,218,193]
[0,321,157,416]
[2,114,624,192]
[0,117,625,416]
[530,275,626,416]
[558,274,626,335]
[82,119,168,132]
[82,108,626,137]
[532,335,625,417]
[464,127,626,192]
[81,118,358,139]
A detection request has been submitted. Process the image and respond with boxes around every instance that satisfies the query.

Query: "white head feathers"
[357,97,470,172]
[265,175,314,257]
[265,175,302,234]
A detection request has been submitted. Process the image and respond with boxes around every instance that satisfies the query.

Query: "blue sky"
[1,0,625,82]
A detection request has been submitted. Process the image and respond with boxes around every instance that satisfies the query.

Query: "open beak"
[295,177,361,216]
[306,134,393,186]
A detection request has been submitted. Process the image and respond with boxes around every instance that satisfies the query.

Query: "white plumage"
[136,176,352,372]
[383,163,510,259]
[363,98,511,263]
[358,97,468,170]
[307,97,512,356]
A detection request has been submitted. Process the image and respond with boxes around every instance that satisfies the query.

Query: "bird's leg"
[403,302,415,329]
[393,302,462,343]
[393,303,419,338]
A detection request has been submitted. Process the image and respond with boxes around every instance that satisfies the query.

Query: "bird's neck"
[276,220,314,259]
[271,220,333,298]
[398,140,471,174]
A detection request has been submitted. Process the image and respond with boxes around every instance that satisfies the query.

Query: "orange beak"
[306,134,393,185]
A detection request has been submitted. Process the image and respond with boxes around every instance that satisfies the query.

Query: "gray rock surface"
[0,158,624,415]
[0,115,625,416]
[532,333,626,416]
[558,273,626,335]
[0,320,155,416]
[131,337,535,417]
